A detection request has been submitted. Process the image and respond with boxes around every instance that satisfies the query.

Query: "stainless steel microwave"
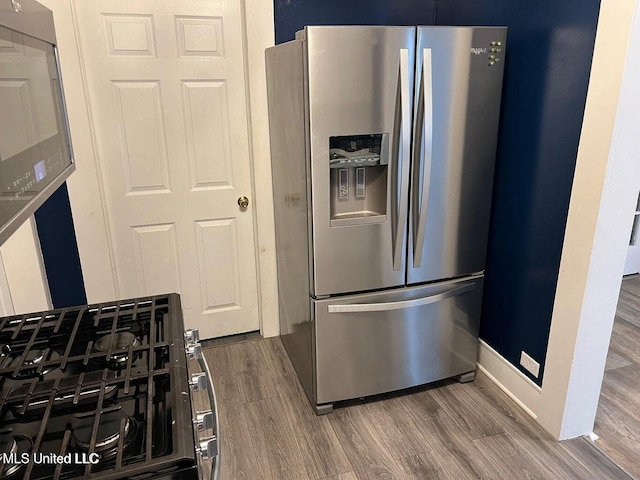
[0,0,74,245]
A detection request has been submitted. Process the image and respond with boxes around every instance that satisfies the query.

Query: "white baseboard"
[477,339,542,419]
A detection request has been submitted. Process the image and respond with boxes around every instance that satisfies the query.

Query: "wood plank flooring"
[200,334,629,480]
[594,274,640,478]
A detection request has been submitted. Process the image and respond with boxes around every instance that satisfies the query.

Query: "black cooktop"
[0,294,197,480]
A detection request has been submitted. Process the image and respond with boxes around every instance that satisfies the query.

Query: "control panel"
[488,40,503,67]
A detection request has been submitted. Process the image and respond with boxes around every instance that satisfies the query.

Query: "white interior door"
[74,0,259,338]
[624,191,640,275]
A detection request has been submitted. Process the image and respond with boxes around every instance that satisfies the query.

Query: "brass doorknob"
[237,196,249,209]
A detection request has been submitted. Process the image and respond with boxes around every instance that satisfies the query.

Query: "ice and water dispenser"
[329,134,388,227]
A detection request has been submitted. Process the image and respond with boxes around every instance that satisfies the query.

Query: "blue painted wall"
[436,0,601,385]
[34,183,87,308]
[273,0,601,385]
[274,0,437,43]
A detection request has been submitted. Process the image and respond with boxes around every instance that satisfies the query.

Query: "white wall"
[0,256,12,316]
[0,218,51,315]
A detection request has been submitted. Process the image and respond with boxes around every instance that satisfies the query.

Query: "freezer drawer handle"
[327,283,474,313]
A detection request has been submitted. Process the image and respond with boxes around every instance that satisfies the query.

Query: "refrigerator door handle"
[327,282,474,313]
[392,48,412,271]
[412,48,433,268]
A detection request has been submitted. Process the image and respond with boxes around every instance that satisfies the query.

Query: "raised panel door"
[74,0,259,338]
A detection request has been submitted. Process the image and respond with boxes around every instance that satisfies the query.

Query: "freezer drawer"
[312,275,483,405]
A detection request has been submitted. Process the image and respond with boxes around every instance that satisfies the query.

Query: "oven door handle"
[189,342,220,480]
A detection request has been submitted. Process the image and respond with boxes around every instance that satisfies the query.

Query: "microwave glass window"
[0,26,72,227]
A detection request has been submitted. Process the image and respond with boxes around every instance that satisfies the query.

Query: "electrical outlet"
[520,351,540,378]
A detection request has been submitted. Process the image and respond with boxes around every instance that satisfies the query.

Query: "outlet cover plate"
[520,351,540,378]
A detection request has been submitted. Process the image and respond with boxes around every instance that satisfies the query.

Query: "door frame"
[45,0,278,337]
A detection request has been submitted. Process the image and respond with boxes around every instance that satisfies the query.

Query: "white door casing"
[73,0,260,338]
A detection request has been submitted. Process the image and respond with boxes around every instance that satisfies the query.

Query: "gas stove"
[0,294,218,480]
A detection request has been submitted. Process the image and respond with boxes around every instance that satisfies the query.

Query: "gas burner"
[0,434,32,478]
[73,410,136,455]
[12,369,120,416]
[7,350,60,379]
[0,345,10,359]
[94,332,141,368]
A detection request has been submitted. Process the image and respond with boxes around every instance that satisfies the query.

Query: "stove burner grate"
[0,294,196,480]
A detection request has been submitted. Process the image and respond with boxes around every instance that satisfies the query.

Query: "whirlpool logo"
[470,47,487,55]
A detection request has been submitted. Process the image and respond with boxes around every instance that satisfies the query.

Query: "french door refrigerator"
[266,25,506,414]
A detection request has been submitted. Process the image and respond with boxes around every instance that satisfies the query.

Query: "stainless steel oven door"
[185,330,220,480]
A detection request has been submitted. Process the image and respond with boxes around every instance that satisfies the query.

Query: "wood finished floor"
[595,274,640,478]
[200,335,630,480]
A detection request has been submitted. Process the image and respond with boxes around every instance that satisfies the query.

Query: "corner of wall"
[536,0,639,440]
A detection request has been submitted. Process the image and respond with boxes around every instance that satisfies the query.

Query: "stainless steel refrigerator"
[266,26,506,414]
